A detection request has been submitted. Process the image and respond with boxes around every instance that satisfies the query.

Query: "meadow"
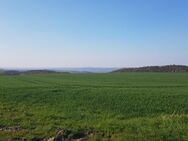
[0,73,188,141]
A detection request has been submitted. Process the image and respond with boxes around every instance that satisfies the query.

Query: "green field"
[0,73,188,141]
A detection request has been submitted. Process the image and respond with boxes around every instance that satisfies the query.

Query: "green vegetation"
[0,73,188,140]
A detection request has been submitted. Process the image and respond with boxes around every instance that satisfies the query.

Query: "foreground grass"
[0,73,188,140]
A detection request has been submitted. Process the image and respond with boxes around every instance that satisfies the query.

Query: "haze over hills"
[0,67,118,75]
[114,65,188,73]
[53,67,117,73]
[0,67,117,73]
[1,65,188,75]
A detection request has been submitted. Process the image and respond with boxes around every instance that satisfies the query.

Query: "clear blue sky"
[0,0,188,68]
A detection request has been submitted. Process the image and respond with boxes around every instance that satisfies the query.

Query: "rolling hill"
[114,65,188,73]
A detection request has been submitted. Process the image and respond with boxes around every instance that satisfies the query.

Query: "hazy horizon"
[1,0,188,68]
[0,64,187,70]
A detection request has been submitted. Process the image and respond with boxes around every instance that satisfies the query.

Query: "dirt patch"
[1,127,99,141]
[0,126,24,132]
[47,129,93,141]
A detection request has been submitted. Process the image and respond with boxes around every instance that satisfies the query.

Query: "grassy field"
[0,73,188,141]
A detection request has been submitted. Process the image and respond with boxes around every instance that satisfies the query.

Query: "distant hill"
[0,69,4,73]
[23,70,57,74]
[113,65,188,73]
[1,70,21,75]
[1,70,58,75]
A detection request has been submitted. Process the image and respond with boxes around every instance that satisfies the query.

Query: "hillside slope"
[114,65,188,72]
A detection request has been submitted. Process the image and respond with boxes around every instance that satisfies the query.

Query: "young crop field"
[0,73,188,141]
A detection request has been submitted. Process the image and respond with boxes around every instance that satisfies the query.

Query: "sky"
[0,0,188,68]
